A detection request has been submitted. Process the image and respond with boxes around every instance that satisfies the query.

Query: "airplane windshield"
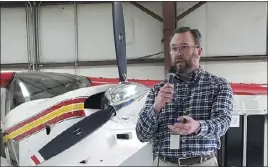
[5,72,91,114]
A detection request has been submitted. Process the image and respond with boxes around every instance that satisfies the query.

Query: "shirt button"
[153,116,156,120]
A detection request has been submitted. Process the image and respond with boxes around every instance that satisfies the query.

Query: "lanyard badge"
[170,118,186,149]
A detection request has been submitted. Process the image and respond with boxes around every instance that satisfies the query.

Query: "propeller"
[112,1,127,82]
[30,3,128,163]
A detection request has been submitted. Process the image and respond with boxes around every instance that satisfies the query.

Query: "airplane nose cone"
[104,82,149,112]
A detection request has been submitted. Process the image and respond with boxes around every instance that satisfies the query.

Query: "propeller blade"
[34,106,116,164]
[112,1,127,82]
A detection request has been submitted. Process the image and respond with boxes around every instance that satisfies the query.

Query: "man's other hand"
[167,116,200,135]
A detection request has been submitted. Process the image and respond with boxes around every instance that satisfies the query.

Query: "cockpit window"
[5,72,91,115]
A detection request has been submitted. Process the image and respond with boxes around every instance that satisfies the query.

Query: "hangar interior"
[0,1,267,166]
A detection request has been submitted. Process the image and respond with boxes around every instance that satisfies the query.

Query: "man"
[135,27,233,166]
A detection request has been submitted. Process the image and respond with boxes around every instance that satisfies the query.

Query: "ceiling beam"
[176,1,206,22]
[129,2,163,22]
[0,1,110,8]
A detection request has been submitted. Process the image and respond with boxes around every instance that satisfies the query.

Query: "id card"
[170,134,180,149]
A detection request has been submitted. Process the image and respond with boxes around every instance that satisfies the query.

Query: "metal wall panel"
[223,116,244,166]
[264,118,267,166]
[76,2,163,61]
[176,2,267,57]
[176,3,208,56]
[139,1,163,17]
[205,61,267,83]
[77,3,115,61]
[131,4,163,60]
[206,2,267,56]
[246,115,265,166]
[0,7,28,64]
[220,115,266,166]
[39,4,75,63]
[41,64,165,80]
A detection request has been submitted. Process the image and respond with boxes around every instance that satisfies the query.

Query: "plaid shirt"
[136,68,233,158]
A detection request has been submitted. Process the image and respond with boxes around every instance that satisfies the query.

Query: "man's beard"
[175,53,195,74]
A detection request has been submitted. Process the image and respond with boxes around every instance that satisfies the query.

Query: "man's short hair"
[170,27,202,47]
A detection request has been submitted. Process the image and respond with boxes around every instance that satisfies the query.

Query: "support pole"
[162,2,176,76]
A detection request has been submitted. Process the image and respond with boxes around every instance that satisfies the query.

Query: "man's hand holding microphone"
[153,83,174,113]
[152,66,200,136]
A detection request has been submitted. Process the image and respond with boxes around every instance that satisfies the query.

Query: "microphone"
[167,66,187,124]
[168,66,177,84]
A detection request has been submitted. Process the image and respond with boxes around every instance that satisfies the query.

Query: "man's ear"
[197,47,202,56]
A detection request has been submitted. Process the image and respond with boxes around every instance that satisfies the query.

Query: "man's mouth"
[176,60,184,63]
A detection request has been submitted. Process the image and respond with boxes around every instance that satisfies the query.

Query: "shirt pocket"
[158,104,177,125]
[188,88,215,119]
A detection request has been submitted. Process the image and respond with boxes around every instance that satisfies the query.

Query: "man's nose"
[174,50,182,57]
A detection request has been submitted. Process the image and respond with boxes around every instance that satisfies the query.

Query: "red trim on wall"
[88,77,267,95]
[1,72,266,95]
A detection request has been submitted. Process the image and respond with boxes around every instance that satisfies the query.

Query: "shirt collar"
[175,67,203,83]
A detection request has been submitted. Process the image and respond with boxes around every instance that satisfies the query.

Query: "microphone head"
[168,66,177,74]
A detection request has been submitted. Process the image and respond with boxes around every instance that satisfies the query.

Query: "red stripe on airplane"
[31,155,40,165]
[5,97,87,134]
[14,110,85,142]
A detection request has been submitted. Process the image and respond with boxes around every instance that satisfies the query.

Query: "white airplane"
[0,2,267,166]
[1,72,154,166]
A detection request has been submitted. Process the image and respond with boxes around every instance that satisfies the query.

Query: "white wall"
[177,1,267,84]
[0,2,164,79]
[1,2,267,82]
[38,2,164,79]
[41,63,165,80]
[0,7,28,64]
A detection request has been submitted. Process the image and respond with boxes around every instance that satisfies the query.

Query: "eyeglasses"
[170,45,199,54]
